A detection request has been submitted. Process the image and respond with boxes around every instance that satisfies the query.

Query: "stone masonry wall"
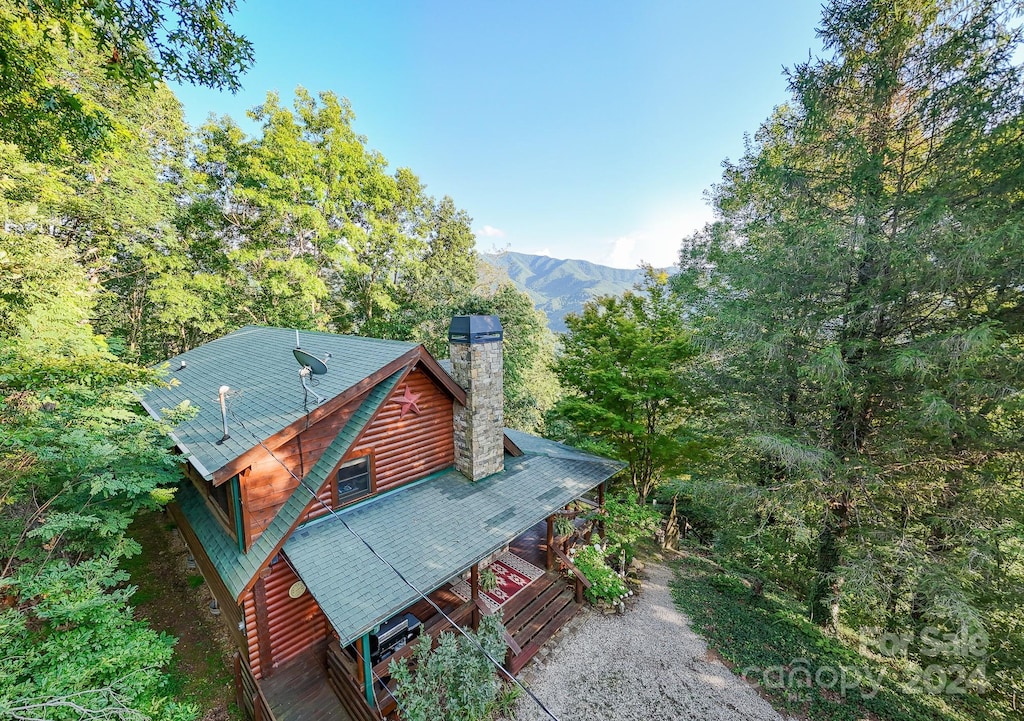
[450,340,504,481]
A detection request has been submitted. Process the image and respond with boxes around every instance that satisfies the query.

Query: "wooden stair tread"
[503,581,569,636]
[509,601,582,674]
[510,586,575,647]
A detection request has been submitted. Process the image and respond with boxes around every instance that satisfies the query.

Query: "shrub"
[388,614,508,721]
[573,544,628,604]
[707,572,750,599]
[601,493,660,568]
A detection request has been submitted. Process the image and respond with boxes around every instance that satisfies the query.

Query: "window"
[335,456,372,507]
[184,463,246,552]
[209,478,231,518]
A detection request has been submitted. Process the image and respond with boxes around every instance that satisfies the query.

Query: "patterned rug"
[450,552,545,612]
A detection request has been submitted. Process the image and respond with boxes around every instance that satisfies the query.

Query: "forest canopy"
[670,0,1024,712]
[0,4,553,717]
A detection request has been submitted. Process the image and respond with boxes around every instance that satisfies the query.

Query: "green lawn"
[669,553,1000,721]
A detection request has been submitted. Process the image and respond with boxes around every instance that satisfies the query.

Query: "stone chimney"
[448,315,504,481]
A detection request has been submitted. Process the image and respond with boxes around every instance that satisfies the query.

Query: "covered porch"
[323,513,596,720]
[239,430,622,720]
[241,507,600,721]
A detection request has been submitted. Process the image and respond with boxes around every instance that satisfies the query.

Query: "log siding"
[348,366,454,494]
[243,558,329,679]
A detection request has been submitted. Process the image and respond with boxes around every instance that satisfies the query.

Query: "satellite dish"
[293,348,329,375]
[293,330,330,375]
[294,331,330,405]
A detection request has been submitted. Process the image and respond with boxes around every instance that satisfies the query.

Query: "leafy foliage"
[0,0,251,161]
[0,37,191,715]
[572,544,628,604]
[130,88,481,360]
[388,614,511,721]
[551,269,709,501]
[450,283,559,433]
[597,492,660,568]
[0,555,196,721]
[673,0,1024,709]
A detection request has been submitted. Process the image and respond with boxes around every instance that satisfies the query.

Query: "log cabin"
[139,316,624,720]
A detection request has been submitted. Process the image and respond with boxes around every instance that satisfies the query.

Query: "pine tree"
[682,0,1024,648]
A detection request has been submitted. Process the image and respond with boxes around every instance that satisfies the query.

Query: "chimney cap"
[448,315,503,344]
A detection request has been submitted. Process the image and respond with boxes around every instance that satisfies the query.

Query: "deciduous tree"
[0,0,252,161]
[551,270,708,502]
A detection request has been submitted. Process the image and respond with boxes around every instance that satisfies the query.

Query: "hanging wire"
[225,404,562,721]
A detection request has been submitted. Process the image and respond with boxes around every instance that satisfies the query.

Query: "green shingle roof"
[139,326,417,479]
[176,372,403,600]
[283,439,625,646]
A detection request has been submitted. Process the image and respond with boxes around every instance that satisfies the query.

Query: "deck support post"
[545,516,554,570]
[470,563,480,629]
[360,634,374,707]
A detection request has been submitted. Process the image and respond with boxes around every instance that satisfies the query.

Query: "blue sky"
[171,1,825,269]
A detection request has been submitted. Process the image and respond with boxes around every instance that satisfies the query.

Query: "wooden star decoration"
[393,385,422,419]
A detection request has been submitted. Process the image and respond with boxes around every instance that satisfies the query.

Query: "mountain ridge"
[481,251,656,332]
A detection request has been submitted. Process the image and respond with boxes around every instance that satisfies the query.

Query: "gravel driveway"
[512,562,790,721]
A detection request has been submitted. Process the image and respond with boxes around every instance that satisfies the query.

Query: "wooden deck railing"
[233,652,276,721]
[326,641,383,721]
[552,546,592,603]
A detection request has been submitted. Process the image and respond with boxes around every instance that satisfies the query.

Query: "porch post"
[545,516,554,570]
[360,634,374,707]
[598,481,607,540]
[470,563,480,630]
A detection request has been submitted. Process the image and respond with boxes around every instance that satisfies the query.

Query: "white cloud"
[595,204,715,269]
[476,225,506,238]
[603,235,638,268]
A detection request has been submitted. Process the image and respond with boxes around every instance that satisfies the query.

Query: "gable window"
[335,456,373,507]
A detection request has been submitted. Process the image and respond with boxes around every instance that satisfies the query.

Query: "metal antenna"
[299,367,326,405]
[216,385,231,444]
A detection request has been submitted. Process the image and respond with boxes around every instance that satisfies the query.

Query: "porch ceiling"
[283,434,624,646]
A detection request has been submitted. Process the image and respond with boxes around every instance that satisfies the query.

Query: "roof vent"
[216,385,231,444]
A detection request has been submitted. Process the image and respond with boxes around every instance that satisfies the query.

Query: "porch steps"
[503,570,582,675]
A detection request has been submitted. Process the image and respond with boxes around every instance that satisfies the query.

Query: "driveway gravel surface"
[512,562,791,721]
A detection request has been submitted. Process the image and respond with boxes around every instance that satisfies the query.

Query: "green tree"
[0,113,191,721]
[678,3,1024,696]
[386,195,480,343]
[0,238,191,720]
[187,90,360,332]
[551,270,707,502]
[0,0,252,161]
[450,283,560,433]
[182,89,480,351]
